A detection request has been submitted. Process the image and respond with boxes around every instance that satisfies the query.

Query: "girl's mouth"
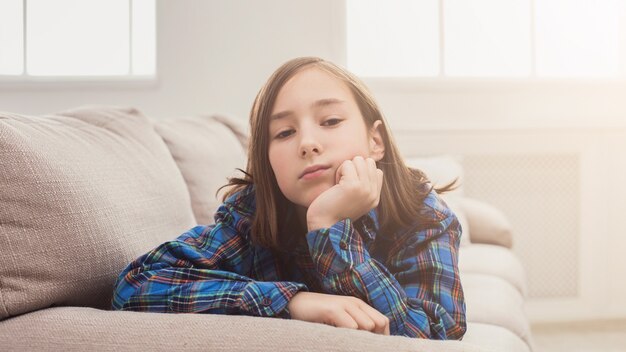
[300,167,329,180]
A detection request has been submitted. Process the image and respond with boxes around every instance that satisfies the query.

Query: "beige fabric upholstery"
[460,197,513,248]
[0,307,490,352]
[211,113,250,151]
[464,322,532,352]
[0,106,196,320]
[153,115,247,225]
[462,273,532,347]
[459,244,528,297]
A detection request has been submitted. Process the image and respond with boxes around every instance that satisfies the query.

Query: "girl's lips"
[300,167,329,180]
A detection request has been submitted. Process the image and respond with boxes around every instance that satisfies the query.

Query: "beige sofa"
[0,106,534,351]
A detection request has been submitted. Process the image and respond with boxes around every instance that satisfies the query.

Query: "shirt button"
[261,297,272,306]
[339,241,348,250]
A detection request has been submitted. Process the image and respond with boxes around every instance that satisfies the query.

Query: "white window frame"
[332,0,626,129]
[0,0,158,89]
[335,0,626,85]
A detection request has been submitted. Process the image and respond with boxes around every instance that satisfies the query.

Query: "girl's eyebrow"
[270,98,345,121]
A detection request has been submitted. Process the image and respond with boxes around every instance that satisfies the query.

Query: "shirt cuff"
[305,218,372,276]
[239,281,308,318]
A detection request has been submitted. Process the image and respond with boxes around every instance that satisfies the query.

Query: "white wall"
[0,0,340,120]
[1,0,626,130]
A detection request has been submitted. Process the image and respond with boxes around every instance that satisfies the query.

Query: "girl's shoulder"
[390,183,453,235]
[221,183,257,216]
[417,184,454,222]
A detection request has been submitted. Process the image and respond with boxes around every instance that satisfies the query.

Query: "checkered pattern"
[112,184,466,339]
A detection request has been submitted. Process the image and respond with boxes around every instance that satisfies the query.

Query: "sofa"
[0,106,534,351]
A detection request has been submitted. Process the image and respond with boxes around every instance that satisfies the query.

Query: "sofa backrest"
[0,106,197,320]
[152,114,248,225]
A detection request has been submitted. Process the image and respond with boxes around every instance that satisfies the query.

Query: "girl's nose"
[300,145,320,157]
[299,131,322,157]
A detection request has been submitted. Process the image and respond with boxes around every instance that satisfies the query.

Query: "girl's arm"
[111,203,308,318]
[305,189,466,340]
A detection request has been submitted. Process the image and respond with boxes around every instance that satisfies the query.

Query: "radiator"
[462,153,580,299]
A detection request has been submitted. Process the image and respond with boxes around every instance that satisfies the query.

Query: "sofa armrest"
[459,197,513,249]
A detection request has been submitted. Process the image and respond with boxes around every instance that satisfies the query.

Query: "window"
[0,0,156,79]
[346,0,626,78]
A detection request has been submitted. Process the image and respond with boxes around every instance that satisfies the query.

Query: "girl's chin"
[293,192,325,209]
[286,182,333,208]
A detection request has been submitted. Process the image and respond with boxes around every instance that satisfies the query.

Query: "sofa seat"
[463,322,531,352]
[461,272,533,349]
[0,307,492,352]
[459,244,528,297]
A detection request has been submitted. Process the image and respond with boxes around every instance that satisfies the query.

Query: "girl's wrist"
[307,216,340,232]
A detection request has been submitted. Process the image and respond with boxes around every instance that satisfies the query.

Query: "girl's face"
[268,66,384,210]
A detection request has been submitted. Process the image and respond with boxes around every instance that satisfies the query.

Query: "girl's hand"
[306,156,383,231]
[287,292,390,335]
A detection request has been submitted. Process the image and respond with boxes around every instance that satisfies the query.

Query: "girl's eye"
[323,118,342,126]
[275,129,294,139]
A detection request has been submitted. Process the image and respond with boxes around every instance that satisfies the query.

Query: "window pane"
[0,0,24,75]
[27,0,129,76]
[535,0,621,77]
[444,0,531,77]
[132,0,156,75]
[347,0,439,77]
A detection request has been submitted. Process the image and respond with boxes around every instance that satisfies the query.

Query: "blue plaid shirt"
[112,184,466,339]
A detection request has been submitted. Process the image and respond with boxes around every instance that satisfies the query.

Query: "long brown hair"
[217,57,457,250]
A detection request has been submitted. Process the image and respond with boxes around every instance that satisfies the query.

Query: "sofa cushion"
[0,306,488,352]
[460,197,513,248]
[461,273,532,347]
[459,244,528,297]
[463,322,532,352]
[211,113,250,151]
[153,115,247,225]
[0,106,196,320]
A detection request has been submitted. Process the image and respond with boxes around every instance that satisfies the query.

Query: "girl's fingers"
[335,162,342,184]
[337,159,358,184]
[344,305,376,332]
[357,302,390,335]
[351,156,368,183]
[366,157,377,196]
[331,310,359,330]
[376,169,383,199]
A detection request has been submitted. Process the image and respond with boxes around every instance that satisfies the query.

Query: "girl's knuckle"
[323,306,336,317]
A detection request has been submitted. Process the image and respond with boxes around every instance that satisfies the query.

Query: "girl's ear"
[369,120,385,162]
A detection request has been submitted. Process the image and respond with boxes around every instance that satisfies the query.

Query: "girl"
[111,57,466,340]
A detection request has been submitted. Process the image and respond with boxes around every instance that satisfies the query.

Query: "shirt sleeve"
[305,190,466,339]
[111,203,308,318]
